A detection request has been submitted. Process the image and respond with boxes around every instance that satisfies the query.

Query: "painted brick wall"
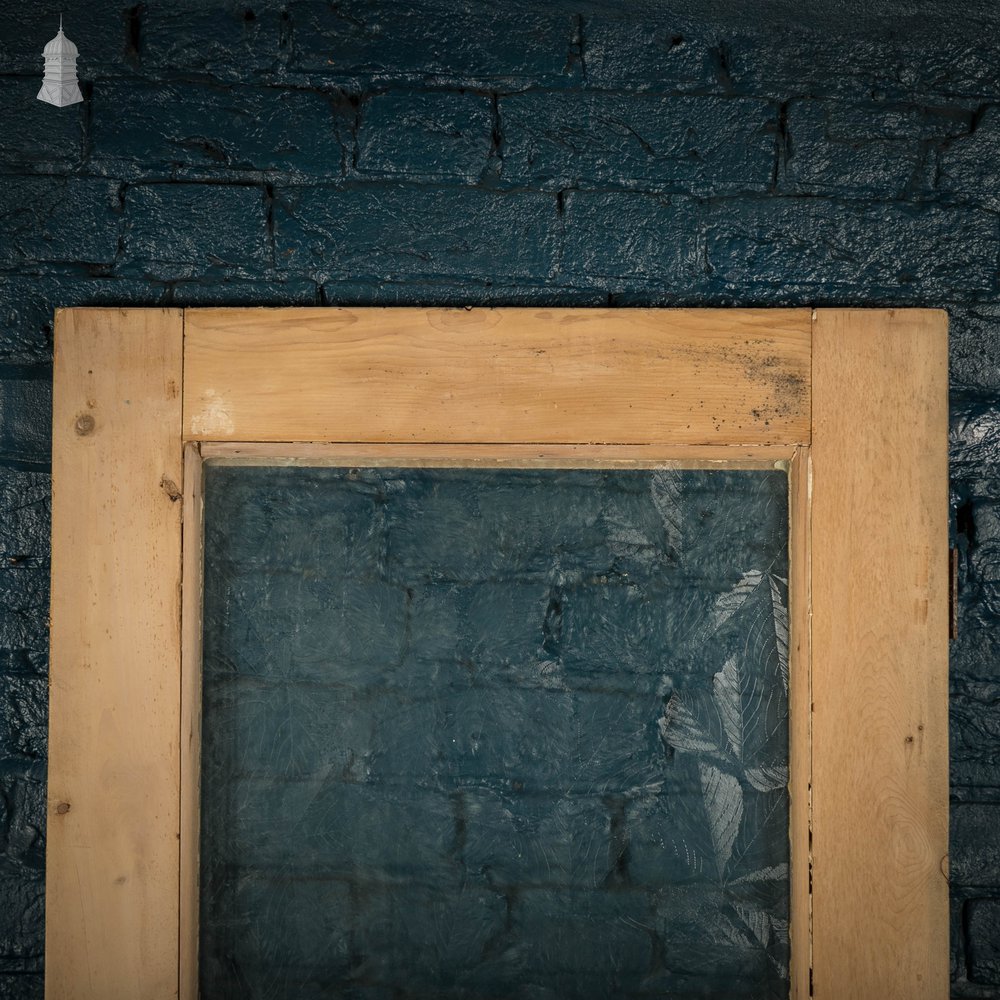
[0,1,998,996]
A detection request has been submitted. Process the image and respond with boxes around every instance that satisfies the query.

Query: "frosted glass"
[199,466,790,999]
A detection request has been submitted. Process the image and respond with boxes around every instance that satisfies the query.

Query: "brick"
[939,105,1000,210]
[0,653,45,679]
[362,693,445,783]
[0,178,121,266]
[952,398,1000,501]
[0,370,50,464]
[287,0,572,85]
[202,778,459,883]
[950,306,1000,394]
[952,804,1000,887]
[90,81,352,180]
[202,574,408,681]
[628,789,714,886]
[0,873,42,971]
[561,581,677,676]
[0,275,166,365]
[0,678,46,763]
[202,677,374,780]
[560,191,703,288]
[782,98,956,198]
[356,90,493,182]
[570,689,667,793]
[405,582,551,673]
[967,502,1000,618]
[0,278,53,366]
[0,3,123,74]
[583,13,722,91]
[0,466,48,560]
[122,183,270,279]
[203,464,386,578]
[951,679,1000,789]
[0,78,81,171]
[168,277,319,306]
[723,26,1000,102]
[513,888,653,980]
[386,468,609,584]
[462,789,610,886]
[951,594,1000,686]
[0,767,45,869]
[704,198,998,299]
[200,872,351,992]
[438,687,666,794]
[140,0,288,79]
[967,898,1000,984]
[0,974,41,1000]
[440,687,574,788]
[320,278,607,308]
[0,565,48,654]
[354,884,506,991]
[275,184,557,282]
[650,883,779,993]
[201,677,441,782]
[502,93,775,195]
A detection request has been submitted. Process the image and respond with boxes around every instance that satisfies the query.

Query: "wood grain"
[46,308,184,1000]
[787,446,813,1000]
[183,307,812,446]
[179,443,205,1000]
[788,446,812,1000]
[198,441,798,469]
[45,305,949,998]
[810,309,949,999]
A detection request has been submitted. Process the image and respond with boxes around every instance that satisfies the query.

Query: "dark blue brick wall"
[0,1,998,995]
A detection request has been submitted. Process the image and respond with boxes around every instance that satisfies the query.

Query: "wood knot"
[55,801,71,815]
[74,414,95,436]
[160,476,182,502]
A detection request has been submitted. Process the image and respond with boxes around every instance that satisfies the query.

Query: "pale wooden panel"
[811,309,949,999]
[788,446,812,1000]
[199,441,797,469]
[47,308,184,1000]
[179,444,205,1000]
[183,308,811,445]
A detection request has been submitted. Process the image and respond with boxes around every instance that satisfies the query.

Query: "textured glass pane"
[199,466,790,1000]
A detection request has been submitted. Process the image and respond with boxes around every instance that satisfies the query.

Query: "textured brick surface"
[0,178,121,266]
[780,99,961,199]
[560,191,702,286]
[501,93,776,194]
[953,804,1000,887]
[703,198,998,299]
[122,183,271,279]
[0,0,997,993]
[286,0,573,84]
[90,81,353,180]
[275,185,558,282]
[0,78,82,172]
[357,90,493,182]
[0,370,50,465]
[967,898,1000,984]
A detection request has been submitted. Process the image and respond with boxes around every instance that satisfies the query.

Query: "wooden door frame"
[45,306,949,999]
